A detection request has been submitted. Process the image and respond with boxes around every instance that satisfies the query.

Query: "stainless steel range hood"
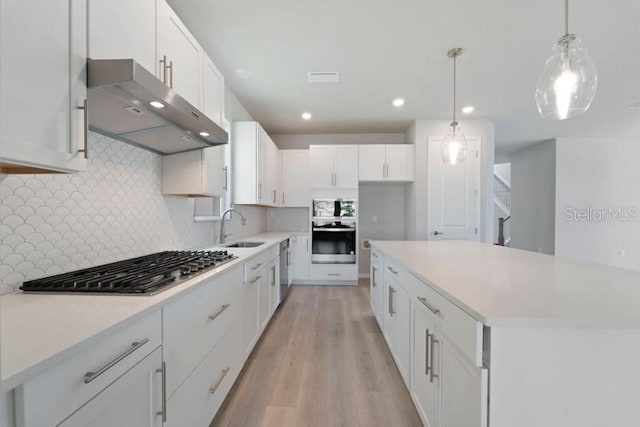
[87,59,227,155]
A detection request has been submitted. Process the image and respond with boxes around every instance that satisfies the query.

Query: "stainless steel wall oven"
[311,199,357,264]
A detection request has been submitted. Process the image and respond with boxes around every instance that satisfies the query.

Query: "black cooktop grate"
[20,250,236,295]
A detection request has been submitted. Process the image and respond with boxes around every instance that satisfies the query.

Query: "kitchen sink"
[223,241,265,248]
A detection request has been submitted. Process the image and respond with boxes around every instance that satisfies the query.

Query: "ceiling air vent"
[307,71,339,83]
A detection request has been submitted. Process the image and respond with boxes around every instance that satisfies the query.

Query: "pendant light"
[535,0,597,120]
[442,48,467,166]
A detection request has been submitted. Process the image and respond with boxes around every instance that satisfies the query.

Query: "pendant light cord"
[453,53,457,126]
[565,0,569,36]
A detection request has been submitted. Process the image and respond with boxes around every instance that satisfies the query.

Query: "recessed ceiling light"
[149,101,165,109]
[392,98,405,107]
[462,105,475,114]
[235,68,251,79]
[302,112,312,120]
[199,131,210,137]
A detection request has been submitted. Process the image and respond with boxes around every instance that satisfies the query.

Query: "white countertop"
[0,232,294,392]
[372,240,640,328]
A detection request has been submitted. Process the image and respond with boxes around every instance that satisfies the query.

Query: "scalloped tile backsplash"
[0,132,214,291]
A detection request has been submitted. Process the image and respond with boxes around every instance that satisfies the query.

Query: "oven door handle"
[312,228,356,232]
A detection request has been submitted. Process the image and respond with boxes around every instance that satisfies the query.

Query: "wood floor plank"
[210,280,422,427]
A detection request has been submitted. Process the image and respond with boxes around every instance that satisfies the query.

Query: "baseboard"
[291,280,358,286]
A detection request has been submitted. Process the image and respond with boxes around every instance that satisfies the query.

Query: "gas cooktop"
[20,250,237,295]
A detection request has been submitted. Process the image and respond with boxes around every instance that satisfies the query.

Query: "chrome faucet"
[220,208,247,244]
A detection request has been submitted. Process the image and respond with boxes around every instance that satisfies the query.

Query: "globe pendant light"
[442,48,467,166]
[535,0,597,120]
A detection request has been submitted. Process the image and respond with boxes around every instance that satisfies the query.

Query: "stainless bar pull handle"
[430,336,439,383]
[388,287,395,315]
[388,287,392,314]
[258,183,262,200]
[328,273,341,277]
[84,338,150,384]
[250,275,261,284]
[387,266,398,275]
[282,192,285,205]
[156,361,167,422]
[167,60,174,88]
[417,296,441,316]
[306,239,309,252]
[209,367,231,394]
[223,166,228,191]
[251,263,263,271]
[425,329,431,376]
[159,55,167,84]
[372,266,377,287]
[208,303,230,321]
[77,99,88,159]
[273,189,276,203]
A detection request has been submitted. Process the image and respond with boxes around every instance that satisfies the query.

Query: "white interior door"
[427,137,481,241]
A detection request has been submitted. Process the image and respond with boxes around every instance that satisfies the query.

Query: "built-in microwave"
[312,198,356,219]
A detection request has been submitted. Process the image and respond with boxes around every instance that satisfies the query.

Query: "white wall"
[510,140,556,254]
[494,163,511,186]
[359,183,406,275]
[555,137,640,271]
[403,119,495,243]
[271,133,405,149]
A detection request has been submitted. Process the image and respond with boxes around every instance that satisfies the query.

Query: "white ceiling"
[169,0,640,153]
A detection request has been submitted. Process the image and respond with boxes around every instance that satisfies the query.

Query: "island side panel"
[489,326,640,427]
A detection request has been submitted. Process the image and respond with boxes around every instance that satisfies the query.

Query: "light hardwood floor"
[211,280,422,427]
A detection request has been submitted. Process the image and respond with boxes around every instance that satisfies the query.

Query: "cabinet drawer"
[371,248,383,271]
[166,322,243,427]
[310,263,358,281]
[383,255,410,287]
[16,311,161,427]
[243,245,279,281]
[163,265,243,397]
[406,272,483,367]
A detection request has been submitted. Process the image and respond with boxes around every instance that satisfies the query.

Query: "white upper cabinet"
[0,0,88,173]
[358,144,414,182]
[161,147,226,197]
[309,145,358,189]
[88,0,157,73]
[233,121,280,207]
[202,56,225,126]
[157,0,203,109]
[281,150,310,207]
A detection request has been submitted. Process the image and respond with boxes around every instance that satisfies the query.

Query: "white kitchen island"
[371,240,640,427]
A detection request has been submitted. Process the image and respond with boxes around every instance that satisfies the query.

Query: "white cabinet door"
[88,0,156,73]
[243,274,260,356]
[281,150,310,207]
[293,235,310,281]
[0,0,87,173]
[202,55,225,126]
[203,146,226,197]
[370,263,384,326]
[412,303,439,427]
[309,146,335,189]
[269,262,280,315]
[257,126,270,205]
[157,0,202,108]
[383,277,411,384]
[386,145,414,182]
[335,145,359,188]
[439,338,488,427]
[258,268,271,330]
[428,137,481,241]
[266,140,280,206]
[58,347,162,427]
[359,145,386,181]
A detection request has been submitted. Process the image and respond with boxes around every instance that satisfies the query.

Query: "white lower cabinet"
[370,250,384,325]
[375,248,489,427]
[292,235,310,281]
[412,300,439,427]
[259,266,272,331]
[58,347,163,427]
[383,272,411,384]
[269,261,280,314]
[165,323,242,427]
[244,269,261,356]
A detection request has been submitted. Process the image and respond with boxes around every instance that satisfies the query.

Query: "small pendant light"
[442,48,467,166]
[535,0,597,120]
